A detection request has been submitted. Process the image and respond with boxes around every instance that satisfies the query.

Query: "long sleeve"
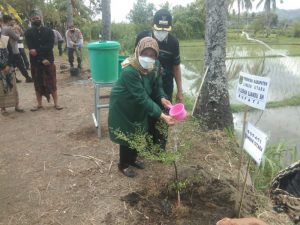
[153,71,167,102]
[38,29,54,55]
[122,69,162,119]
[77,30,83,46]
[24,29,34,50]
[56,30,63,42]
[5,28,20,41]
[25,27,55,64]
[66,31,74,47]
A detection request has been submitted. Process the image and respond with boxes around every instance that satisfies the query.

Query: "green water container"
[87,41,120,83]
[118,55,128,77]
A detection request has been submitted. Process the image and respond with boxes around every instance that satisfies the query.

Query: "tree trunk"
[101,0,111,40]
[237,0,241,29]
[265,0,271,37]
[193,0,233,130]
[66,0,73,27]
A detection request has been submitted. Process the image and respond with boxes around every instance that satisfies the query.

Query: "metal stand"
[92,82,114,138]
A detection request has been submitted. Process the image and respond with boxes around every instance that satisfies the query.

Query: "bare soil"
[0,59,292,225]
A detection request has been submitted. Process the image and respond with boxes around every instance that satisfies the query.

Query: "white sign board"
[236,72,270,110]
[243,122,268,165]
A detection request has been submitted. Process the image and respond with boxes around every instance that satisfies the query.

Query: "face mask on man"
[32,20,42,27]
[153,30,168,42]
[138,56,155,70]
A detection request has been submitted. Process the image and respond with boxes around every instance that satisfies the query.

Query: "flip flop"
[30,106,44,112]
[54,105,63,110]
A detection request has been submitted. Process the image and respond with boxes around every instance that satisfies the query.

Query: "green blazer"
[108,64,166,145]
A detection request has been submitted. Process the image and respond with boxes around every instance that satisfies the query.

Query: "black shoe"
[25,77,33,83]
[16,78,22,83]
[118,164,136,177]
[130,161,145,169]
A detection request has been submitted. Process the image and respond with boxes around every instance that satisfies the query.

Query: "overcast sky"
[110,0,300,23]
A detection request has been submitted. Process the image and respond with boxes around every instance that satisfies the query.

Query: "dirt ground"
[0,58,293,225]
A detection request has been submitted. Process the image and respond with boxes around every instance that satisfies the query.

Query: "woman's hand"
[161,98,172,109]
[160,113,176,126]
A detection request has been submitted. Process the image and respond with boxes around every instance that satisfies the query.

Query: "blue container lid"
[87,41,120,50]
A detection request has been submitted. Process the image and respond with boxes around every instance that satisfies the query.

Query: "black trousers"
[67,47,82,66]
[119,145,137,169]
[58,41,63,56]
[19,48,30,69]
[11,54,31,79]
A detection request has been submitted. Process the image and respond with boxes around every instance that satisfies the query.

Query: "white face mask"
[153,30,168,42]
[138,56,155,70]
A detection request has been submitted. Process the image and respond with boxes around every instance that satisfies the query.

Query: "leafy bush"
[111,23,137,54]
[292,22,300,38]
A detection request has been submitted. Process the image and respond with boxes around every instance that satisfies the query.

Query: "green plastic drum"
[87,41,120,83]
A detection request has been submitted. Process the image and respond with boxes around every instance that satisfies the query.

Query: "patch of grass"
[224,127,235,140]
[182,93,195,112]
[267,95,300,108]
[251,142,298,192]
[182,94,300,114]
[231,95,300,113]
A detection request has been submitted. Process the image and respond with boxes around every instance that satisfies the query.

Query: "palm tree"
[229,0,253,28]
[66,0,73,26]
[101,0,111,40]
[256,0,283,36]
[193,0,233,129]
[257,0,283,11]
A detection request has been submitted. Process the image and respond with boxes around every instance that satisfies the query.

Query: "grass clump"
[251,142,298,192]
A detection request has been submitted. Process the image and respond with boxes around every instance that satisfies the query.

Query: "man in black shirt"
[135,9,183,103]
[135,9,183,150]
[25,9,62,111]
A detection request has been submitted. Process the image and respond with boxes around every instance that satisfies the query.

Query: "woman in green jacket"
[108,37,175,178]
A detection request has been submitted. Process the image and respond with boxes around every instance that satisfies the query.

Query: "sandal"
[54,105,63,110]
[30,106,44,112]
[15,108,25,113]
[1,110,9,116]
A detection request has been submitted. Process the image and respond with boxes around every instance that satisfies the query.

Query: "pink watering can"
[168,103,187,121]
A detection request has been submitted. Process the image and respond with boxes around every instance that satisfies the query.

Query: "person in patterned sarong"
[25,9,63,111]
[0,18,24,115]
[0,63,24,115]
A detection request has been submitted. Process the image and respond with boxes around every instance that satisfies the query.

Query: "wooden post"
[238,156,251,218]
[237,109,248,189]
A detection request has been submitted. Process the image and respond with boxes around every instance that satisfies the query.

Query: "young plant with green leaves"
[113,122,187,206]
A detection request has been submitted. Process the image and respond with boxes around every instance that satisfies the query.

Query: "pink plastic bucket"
[169,103,187,121]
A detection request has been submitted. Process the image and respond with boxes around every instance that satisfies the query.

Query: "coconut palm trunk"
[193,0,233,130]
[101,0,111,40]
[66,0,73,27]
